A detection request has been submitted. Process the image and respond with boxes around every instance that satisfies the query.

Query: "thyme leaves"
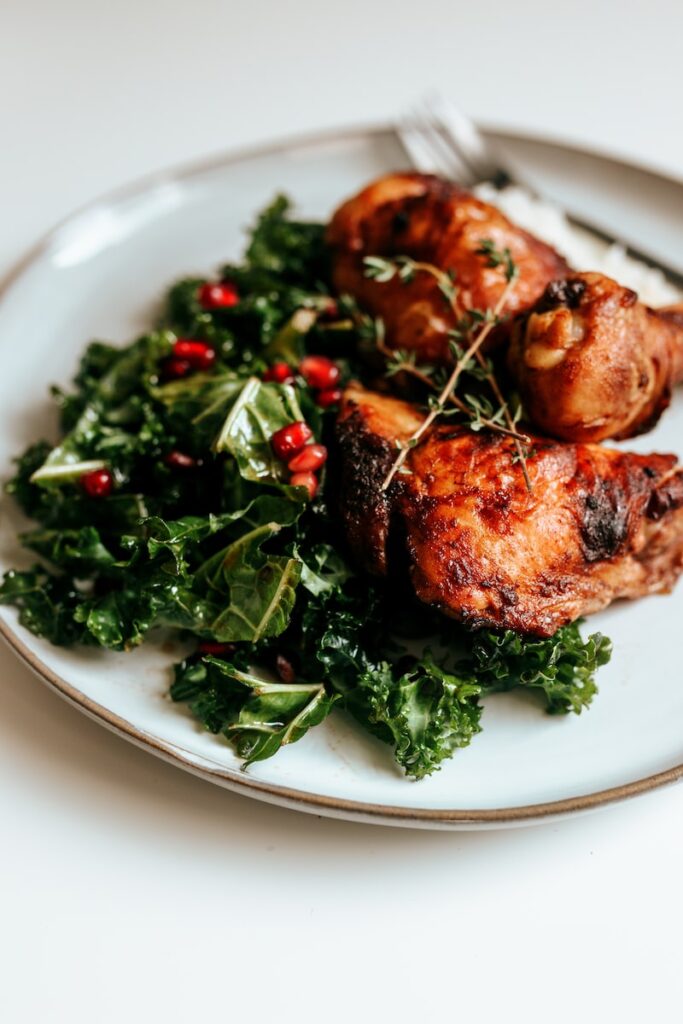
[363,243,532,491]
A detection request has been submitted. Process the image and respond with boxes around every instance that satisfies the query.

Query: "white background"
[2,2,683,1021]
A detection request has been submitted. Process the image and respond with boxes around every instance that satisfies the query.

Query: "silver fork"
[397,96,683,290]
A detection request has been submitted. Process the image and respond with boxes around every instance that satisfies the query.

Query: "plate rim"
[2,120,683,828]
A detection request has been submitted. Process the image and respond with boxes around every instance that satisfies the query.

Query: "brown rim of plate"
[2,122,683,828]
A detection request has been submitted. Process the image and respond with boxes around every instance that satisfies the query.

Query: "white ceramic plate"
[2,125,683,829]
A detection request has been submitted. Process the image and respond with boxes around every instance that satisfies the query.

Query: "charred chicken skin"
[327,172,569,363]
[508,273,683,443]
[337,384,683,638]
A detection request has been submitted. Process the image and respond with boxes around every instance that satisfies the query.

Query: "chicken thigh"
[337,384,683,637]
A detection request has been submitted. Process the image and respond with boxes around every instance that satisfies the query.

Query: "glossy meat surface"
[337,385,683,637]
[508,273,683,442]
[327,173,570,363]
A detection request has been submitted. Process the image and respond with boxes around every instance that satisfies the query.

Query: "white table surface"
[2,2,682,1021]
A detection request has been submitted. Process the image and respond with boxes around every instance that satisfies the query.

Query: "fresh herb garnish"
[363,246,532,490]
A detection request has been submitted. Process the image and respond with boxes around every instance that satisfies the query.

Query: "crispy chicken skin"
[508,273,683,443]
[327,173,570,363]
[337,384,683,637]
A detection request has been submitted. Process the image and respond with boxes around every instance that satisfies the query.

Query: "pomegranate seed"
[315,387,342,408]
[275,653,296,683]
[299,355,340,390]
[165,451,196,469]
[270,421,313,460]
[163,356,192,380]
[290,471,318,499]
[198,281,239,310]
[263,362,295,384]
[80,468,113,498]
[318,298,339,321]
[172,339,216,371]
[197,641,235,656]
[288,443,327,473]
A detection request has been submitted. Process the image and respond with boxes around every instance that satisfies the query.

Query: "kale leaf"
[171,655,337,766]
[348,657,483,780]
[242,194,328,283]
[471,625,612,714]
[213,377,306,484]
[31,333,172,486]
[20,525,118,575]
[299,585,483,778]
[195,522,302,643]
[0,568,91,646]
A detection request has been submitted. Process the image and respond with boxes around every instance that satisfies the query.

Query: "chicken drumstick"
[327,172,569,364]
[508,273,683,442]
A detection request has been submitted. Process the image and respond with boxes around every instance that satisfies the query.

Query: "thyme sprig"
[476,238,518,280]
[378,278,517,491]
[375,335,529,444]
[364,242,532,492]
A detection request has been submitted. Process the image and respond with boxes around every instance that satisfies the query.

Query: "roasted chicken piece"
[327,173,569,363]
[337,384,683,637]
[508,273,683,443]
[329,175,683,444]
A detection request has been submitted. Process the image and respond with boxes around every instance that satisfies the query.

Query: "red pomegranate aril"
[275,653,296,684]
[198,281,239,310]
[172,339,216,371]
[80,468,113,498]
[165,450,196,469]
[263,361,295,384]
[287,443,327,473]
[290,471,318,499]
[299,355,340,390]
[318,298,339,321]
[315,387,342,408]
[163,356,192,380]
[197,640,235,656]
[270,421,313,460]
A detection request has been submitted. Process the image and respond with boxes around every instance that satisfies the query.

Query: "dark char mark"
[536,278,587,313]
[580,481,630,561]
[335,407,394,575]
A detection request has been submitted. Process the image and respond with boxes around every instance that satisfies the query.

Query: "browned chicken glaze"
[337,384,683,637]
[327,173,569,363]
[508,273,683,443]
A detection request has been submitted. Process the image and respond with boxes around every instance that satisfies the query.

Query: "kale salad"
[0,196,611,779]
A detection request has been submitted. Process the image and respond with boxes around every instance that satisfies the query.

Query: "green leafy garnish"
[213,377,305,483]
[348,657,483,780]
[470,626,612,714]
[172,656,337,766]
[195,522,301,643]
